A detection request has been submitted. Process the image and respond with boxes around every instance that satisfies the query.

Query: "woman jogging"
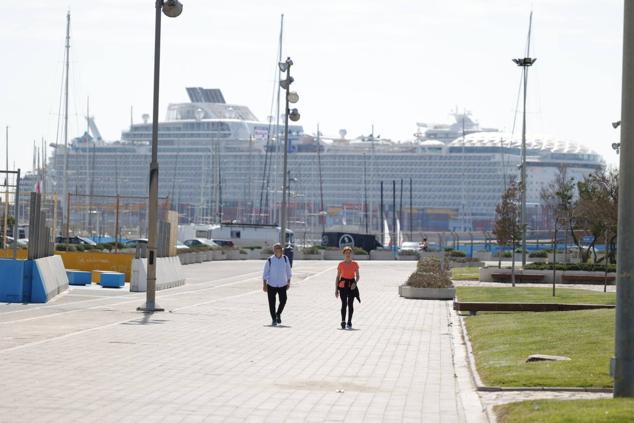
[335,246,360,329]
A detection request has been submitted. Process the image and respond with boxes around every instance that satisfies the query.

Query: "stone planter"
[399,285,455,300]
[225,250,241,260]
[370,250,397,260]
[243,249,262,260]
[474,251,493,261]
[301,254,323,260]
[212,251,226,260]
[398,254,419,261]
[478,267,616,284]
[323,250,342,260]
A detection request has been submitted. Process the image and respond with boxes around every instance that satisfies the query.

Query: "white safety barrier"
[130,256,186,292]
[32,255,69,303]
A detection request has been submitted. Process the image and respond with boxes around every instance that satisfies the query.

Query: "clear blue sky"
[0,0,624,172]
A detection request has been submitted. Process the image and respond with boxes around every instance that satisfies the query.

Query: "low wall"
[479,267,616,284]
[0,249,28,259]
[56,252,134,281]
[131,257,186,292]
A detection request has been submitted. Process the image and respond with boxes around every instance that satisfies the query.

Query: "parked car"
[124,238,148,249]
[55,236,97,246]
[400,241,422,252]
[176,241,190,251]
[210,239,234,248]
[184,238,218,248]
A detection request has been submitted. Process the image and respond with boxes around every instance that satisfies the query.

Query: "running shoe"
[341,321,346,329]
[272,319,277,326]
[276,314,282,324]
[346,322,352,329]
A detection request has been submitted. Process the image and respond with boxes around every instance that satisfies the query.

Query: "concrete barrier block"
[0,259,32,302]
[131,257,185,292]
[31,256,69,303]
[67,270,92,285]
[100,272,125,288]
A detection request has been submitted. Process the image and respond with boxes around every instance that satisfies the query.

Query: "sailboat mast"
[316,124,325,234]
[62,11,71,234]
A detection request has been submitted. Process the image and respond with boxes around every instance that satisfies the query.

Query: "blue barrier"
[0,257,68,303]
[67,270,92,285]
[100,272,125,288]
[0,259,32,303]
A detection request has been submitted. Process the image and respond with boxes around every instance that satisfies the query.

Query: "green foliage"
[449,250,466,257]
[406,257,453,288]
[464,308,614,388]
[495,399,634,423]
[528,250,548,258]
[525,263,616,272]
[494,179,521,247]
[261,247,274,255]
[352,247,368,255]
[456,287,615,305]
[302,246,321,255]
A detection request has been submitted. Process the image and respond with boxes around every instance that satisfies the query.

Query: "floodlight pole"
[614,0,634,398]
[139,0,182,313]
[514,56,536,267]
[279,58,292,245]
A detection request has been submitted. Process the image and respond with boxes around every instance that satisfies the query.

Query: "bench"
[99,272,125,288]
[561,274,615,285]
[66,270,92,286]
[454,301,615,315]
[491,273,545,283]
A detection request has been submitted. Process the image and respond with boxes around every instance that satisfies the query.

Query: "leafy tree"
[575,167,618,263]
[494,178,521,267]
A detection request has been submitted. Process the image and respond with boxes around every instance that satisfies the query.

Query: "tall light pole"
[278,57,300,245]
[138,0,183,313]
[513,12,536,267]
[614,0,634,398]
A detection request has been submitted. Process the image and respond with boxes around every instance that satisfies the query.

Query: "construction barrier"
[131,257,185,292]
[0,256,68,303]
[55,252,134,282]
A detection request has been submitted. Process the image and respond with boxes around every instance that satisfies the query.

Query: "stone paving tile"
[0,260,485,422]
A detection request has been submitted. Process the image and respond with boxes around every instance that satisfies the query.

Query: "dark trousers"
[339,286,355,323]
[267,285,288,320]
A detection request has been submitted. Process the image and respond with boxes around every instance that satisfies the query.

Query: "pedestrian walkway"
[0,260,485,422]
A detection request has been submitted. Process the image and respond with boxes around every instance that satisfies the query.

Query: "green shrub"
[352,247,368,255]
[529,250,548,258]
[399,250,420,256]
[76,245,85,252]
[449,250,466,258]
[56,244,67,251]
[262,247,274,255]
[243,246,262,250]
[407,257,453,288]
[525,263,617,272]
[302,246,321,255]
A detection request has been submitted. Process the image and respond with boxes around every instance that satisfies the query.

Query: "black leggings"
[339,280,355,323]
[267,285,288,319]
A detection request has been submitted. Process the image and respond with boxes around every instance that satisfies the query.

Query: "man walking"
[263,243,292,326]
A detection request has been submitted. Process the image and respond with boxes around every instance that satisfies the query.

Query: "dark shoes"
[271,319,277,326]
[347,322,352,329]
[276,314,282,324]
[341,321,346,329]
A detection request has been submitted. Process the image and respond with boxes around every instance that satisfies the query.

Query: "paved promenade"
[0,260,484,422]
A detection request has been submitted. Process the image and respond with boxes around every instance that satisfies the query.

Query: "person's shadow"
[264,324,292,329]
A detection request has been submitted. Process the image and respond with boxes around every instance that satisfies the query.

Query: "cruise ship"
[44,87,603,235]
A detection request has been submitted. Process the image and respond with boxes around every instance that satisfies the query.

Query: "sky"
[0,0,624,174]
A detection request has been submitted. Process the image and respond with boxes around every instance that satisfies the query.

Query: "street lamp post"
[513,56,536,267]
[278,57,300,245]
[614,0,634,398]
[138,0,182,313]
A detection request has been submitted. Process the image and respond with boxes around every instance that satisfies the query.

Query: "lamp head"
[280,76,294,90]
[289,108,300,122]
[162,0,183,18]
[612,120,622,129]
[288,91,299,104]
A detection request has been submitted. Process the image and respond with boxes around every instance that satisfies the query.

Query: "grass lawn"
[451,266,481,280]
[495,399,634,423]
[464,308,614,387]
[456,287,616,305]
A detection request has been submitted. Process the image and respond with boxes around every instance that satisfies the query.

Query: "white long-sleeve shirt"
[263,255,292,287]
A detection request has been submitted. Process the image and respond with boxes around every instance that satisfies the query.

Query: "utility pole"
[513,12,536,267]
[409,178,413,240]
[614,0,634,398]
[392,180,396,257]
[62,11,71,236]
